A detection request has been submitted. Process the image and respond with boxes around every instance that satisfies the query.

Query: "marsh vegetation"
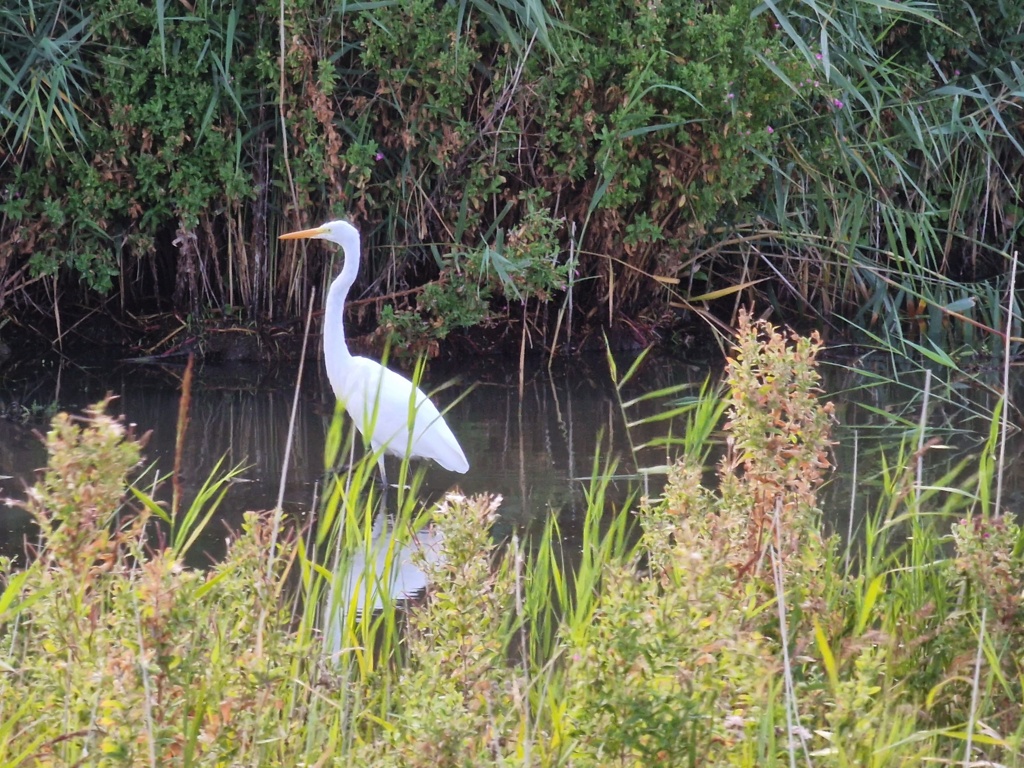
[3,1,1024,764]
[1,0,1021,360]
[2,314,1023,765]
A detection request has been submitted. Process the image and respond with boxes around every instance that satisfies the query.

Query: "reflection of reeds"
[165,379,322,498]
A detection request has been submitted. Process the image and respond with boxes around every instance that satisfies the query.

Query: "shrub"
[1,0,807,348]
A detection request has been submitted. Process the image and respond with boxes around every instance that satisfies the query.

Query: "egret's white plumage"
[279,220,469,481]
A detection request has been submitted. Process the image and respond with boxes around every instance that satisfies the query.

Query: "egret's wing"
[343,358,468,473]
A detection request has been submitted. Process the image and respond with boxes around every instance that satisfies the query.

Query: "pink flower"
[832,98,844,109]
[766,126,775,134]
[375,152,384,161]
[815,53,822,60]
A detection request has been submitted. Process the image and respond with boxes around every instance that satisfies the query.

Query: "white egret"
[279,220,469,485]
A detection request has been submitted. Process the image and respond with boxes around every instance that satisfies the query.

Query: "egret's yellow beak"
[279,225,329,241]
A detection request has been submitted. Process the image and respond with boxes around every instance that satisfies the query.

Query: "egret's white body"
[279,220,469,480]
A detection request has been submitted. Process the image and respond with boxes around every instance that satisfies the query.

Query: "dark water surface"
[2,346,1017,571]
[0,349,716,565]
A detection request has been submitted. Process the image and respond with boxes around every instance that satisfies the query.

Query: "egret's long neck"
[324,233,360,369]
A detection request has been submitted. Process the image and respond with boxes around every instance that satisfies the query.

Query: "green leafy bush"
[3,0,255,302]
[1,0,807,349]
[349,0,808,326]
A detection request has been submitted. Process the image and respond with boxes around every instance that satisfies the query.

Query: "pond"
[0,347,719,567]
[0,344,1017,574]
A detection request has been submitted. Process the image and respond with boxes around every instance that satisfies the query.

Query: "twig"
[519,303,527,399]
[844,429,858,574]
[133,594,158,768]
[513,534,531,767]
[963,607,987,767]
[995,250,1017,517]
[548,220,577,366]
[914,369,932,503]
[277,0,299,229]
[347,282,426,308]
[772,496,811,768]
[268,286,317,577]
[51,275,62,355]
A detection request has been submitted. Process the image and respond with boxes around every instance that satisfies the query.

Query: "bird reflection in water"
[321,509,443,659]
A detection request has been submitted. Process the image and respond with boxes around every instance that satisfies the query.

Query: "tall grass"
[0,1,92,154]
[717,0,1024,356]
[2,315,1023,764]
